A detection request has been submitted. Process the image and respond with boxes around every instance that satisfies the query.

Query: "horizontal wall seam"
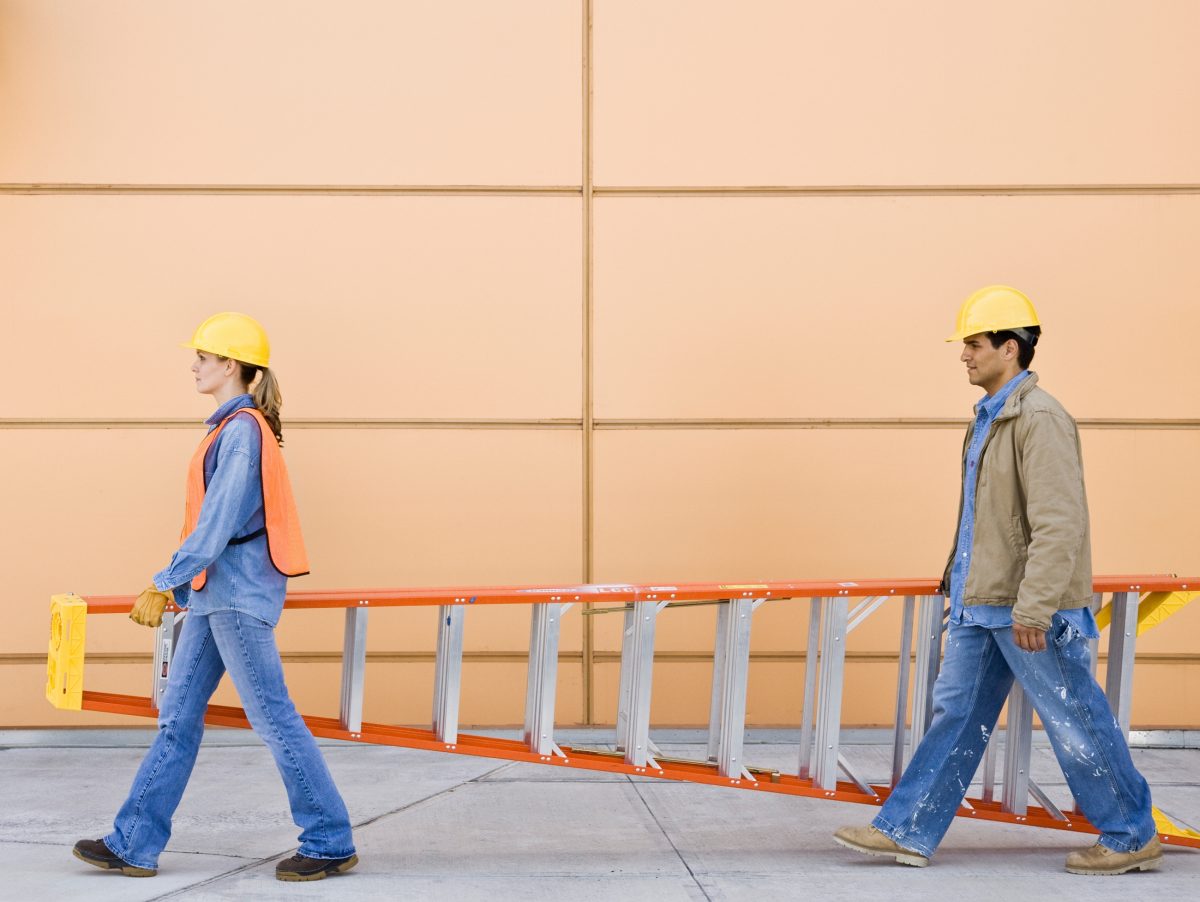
[0,418,583,430]
[3,184,1199,198]
[0,184,581,197]
[5,418,1200,431]
[597,185,1200,198]
[4,651,1198,665]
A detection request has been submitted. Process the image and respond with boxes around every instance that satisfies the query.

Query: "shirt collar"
[974,370,1030,419]
[205,393,256,426]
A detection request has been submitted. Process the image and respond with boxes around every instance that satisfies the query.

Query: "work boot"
[1065,836,1162,875]
[72,838,156,877]
[275,852,359,882]
[833,825,929,867]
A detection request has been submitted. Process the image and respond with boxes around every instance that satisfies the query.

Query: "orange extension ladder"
[45,576,1200,849]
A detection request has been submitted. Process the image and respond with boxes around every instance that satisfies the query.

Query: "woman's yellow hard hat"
[182,312,271,367]
[947,286,1041,343]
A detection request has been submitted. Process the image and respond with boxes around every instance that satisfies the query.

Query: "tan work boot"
[1065,836,1162,875]
[833,825,929,867]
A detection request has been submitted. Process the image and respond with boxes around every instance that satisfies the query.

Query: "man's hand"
[130,585,174,628]
[1012,622,1047,653]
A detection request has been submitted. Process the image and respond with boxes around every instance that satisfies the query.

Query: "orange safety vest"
[182,407,310,591]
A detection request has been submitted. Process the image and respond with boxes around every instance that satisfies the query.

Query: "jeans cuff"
[297,845,356,860]
[102,834,158,871]
[1097,832,1152,854]
[870,816,934,859]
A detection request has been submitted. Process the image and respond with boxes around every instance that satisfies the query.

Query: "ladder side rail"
[890,595,916,786]
[706,600,732,762]
[432,604,465,745]
[339,605,369,735]
[812,596,849,790]
[797,597,823,779]
[716,598,754,779]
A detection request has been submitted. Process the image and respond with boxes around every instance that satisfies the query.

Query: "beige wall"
[3,1,1200,730]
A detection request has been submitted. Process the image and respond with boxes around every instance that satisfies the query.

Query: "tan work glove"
[130,585,174,628]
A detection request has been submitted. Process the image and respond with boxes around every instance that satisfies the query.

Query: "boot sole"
[276,854,359,882]
[1066,855,1162,876]
[72,846,157,877]
[834,834,929,867]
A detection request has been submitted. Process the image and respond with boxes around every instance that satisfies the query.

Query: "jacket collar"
[205,393,255,427]
[992,371,1038,422]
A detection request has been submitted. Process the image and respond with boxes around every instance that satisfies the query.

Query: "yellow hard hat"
[946,285,1041,343]
[182,312,270,367]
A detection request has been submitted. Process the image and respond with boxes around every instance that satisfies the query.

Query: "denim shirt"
[152,394,289,626]
[949,371,1098,638]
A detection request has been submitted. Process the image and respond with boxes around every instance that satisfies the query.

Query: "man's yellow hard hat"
[182,312,271,367]
[946,286,1041,343]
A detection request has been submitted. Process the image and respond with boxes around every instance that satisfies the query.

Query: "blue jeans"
[104,610,355,869]
[873,615,1155,858]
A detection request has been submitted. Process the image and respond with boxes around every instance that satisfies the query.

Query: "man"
[833,286,1160,875]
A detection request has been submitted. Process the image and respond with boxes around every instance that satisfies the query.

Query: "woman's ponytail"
[238,363,285,446]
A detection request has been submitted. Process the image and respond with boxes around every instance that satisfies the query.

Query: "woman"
[72,313,358,882]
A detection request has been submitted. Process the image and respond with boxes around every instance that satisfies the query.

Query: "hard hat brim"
[180,340,270,368]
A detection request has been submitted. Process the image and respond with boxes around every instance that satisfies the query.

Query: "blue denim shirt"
[950,371,1098,638]
[152,394,289,626]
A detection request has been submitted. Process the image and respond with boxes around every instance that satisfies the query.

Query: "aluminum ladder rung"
[432,604,465,746]
[339,605,369,736]
[705,598,763,779]
[524,601,573,758]
[618,600,669,769]
[151,610,187,710]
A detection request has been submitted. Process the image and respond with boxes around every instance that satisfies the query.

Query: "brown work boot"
[275,852,359,882]
[1065,836,1162,875]
[833,825,929,867]
[72,838,156,877]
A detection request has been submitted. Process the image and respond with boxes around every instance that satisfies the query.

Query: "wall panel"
[1,195,582,420]
[595,0,1200,186]
[0,0,581,185]
[594,195,1200,420]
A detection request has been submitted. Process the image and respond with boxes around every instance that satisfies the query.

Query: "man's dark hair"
[987,325,1040,370]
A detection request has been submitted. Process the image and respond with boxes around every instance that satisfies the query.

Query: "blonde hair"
[237,363,284,445]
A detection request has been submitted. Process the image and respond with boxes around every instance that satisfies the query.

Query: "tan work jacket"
[940,372,1093,630]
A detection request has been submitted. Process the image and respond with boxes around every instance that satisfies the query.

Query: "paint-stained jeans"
[873,614,1156,858]
[104,610,355,870]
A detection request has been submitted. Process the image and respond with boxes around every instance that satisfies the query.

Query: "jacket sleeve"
[152,421,261,598]
[1012,409,1088,630]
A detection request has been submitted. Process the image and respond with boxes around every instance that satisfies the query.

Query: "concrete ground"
[1,729,1197,901]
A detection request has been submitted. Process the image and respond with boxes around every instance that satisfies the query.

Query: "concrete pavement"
[2,729,1197,901]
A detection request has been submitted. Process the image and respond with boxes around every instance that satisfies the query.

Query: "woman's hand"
[130,586,174,628]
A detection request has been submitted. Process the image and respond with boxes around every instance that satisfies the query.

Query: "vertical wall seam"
[581,0,596,725]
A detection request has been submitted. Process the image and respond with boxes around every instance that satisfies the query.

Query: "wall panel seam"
[5,184,1200,197]
[0,184,580,196]
[581,0,596,725]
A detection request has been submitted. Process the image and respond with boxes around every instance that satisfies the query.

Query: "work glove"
[130,585,174,628]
